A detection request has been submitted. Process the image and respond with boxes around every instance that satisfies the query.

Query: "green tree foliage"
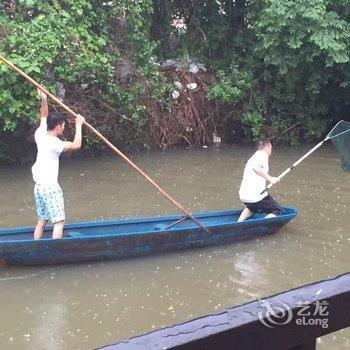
[1,0,349,161]
[253,0,350,140]
[0,0,113,127]
[0,0,158,160]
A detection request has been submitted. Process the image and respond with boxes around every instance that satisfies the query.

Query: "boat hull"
[0,208,297,266]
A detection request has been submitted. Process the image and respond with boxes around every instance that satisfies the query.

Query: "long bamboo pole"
[0,54,210,233]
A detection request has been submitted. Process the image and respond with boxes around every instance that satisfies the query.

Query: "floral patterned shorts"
[34,183,65,223]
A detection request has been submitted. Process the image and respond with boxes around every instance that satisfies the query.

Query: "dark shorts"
[243,195,283,215]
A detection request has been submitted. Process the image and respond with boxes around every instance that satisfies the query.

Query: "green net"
[327,120,350,171]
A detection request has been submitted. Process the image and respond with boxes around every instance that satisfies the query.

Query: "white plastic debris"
[189,62,206,73]
[149,56,160,66]
[212,132,221,144]
[174,81,183,89]
[186,83,197,90]
[171,90,180,99]
[196,62,207,72]
[189,63,199,74]
[172,17,187,31]
[162,59,183,70]
[162,59,207,74]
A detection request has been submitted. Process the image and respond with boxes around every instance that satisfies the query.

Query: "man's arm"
[63,114,85,152]
[37,88,48,126]
[253,167,279,185]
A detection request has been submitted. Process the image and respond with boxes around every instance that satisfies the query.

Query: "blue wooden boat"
[0,208,297,266]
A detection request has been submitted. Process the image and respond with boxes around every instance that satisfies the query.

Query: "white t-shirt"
[239,150,269,203]
[31,121,65,185]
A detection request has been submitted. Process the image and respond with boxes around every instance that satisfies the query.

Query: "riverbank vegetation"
[0,0,349,162]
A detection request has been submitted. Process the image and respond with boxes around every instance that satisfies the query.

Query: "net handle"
[260,139,327,195]
[260,120,348,195]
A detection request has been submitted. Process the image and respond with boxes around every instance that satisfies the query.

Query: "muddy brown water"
[0,144,349,350]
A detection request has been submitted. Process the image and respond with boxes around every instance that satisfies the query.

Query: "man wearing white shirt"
[32,88,85,239]
[238,139,282,222]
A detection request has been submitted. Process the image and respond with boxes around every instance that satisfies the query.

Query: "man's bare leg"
[52,220,65,239]
[34,220,48,240]
[238,208,253,222]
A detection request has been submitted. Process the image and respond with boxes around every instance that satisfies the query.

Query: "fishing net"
[327,120,350,171]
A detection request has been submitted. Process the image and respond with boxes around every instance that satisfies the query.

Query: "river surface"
[0,144,349,350]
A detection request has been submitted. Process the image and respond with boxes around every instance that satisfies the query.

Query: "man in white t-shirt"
[32,88,85,239]
[238,139,282,222]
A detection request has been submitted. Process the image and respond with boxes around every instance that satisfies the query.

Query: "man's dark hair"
[47,112,66,131]
[256,138,271,150]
